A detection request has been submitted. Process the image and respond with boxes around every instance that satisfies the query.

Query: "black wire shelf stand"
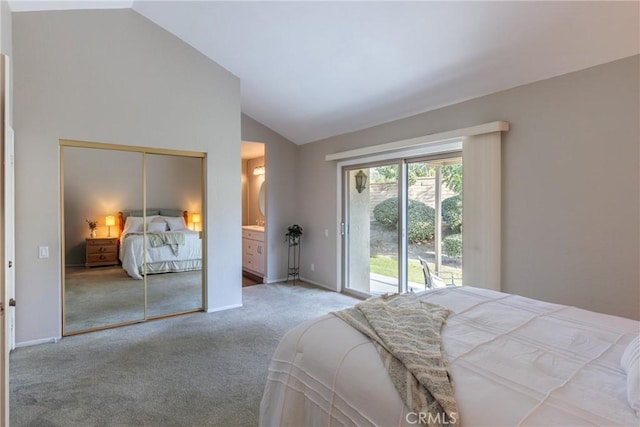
[287,236,301,285]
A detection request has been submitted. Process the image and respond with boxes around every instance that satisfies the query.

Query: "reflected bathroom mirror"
[259,181,266,216]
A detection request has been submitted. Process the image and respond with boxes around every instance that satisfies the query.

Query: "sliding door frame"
[339,146,463,296]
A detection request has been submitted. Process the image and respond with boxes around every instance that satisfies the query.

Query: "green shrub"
[407,221,434,243]
[443,234,463,257]
[408,199,435,224]
[373,197,435,243]
[407,200,435,243]
[373,197,399,226]
[442,194,462,232]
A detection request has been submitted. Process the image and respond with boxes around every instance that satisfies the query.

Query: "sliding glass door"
[343,153,463,295]
[406,156,463,289]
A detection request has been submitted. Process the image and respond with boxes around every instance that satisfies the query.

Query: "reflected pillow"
[122,216,143,235]
[147,222,167,233]
[122,215,161,235]
[166,216,187,231]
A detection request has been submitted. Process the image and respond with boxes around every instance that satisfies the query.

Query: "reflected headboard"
[117,210,189,233]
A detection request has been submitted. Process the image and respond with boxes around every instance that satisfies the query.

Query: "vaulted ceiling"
[9,1,640,144]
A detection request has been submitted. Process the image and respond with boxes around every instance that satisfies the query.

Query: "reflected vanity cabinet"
[242,229,265,275]
[85,237,119,268]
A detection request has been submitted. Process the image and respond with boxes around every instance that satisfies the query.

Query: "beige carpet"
[11,282,359,426]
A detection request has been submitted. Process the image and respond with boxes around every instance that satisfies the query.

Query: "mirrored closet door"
[145,153,203,318]
[62,146,145,334]
[61,142,205,335]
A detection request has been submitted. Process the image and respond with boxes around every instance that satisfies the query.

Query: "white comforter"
[260,287,639,426]
[119,230,202,280]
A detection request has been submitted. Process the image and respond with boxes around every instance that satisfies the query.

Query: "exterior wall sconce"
[253,165,265,176]
[355,170,368,193]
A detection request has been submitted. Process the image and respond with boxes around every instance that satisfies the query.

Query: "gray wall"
[241,114,299,282]
[1,0,12,127]
[298,55,640,320]
[0,1,10,56]
[14,9,241,344]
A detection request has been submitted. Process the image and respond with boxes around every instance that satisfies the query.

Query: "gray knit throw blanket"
[333,293,459,426]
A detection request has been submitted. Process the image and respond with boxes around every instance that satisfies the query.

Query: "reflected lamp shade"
[355,170,368,194]
[253,165,265,176]
[191,213,201,230]
[105,215,116,237]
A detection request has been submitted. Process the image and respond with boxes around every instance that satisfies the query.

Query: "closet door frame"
[59,139,206,336]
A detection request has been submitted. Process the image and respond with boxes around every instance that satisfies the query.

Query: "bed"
[260,286,639,426]
[117,209,202,280]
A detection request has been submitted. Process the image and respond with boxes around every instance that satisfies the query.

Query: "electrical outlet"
[324,229,329,237]
[311,263,315,271]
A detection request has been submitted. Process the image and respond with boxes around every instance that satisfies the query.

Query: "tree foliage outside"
[369,165,399,184]
[369,163,462,194]
[442,164,463,194]
[407,163,434,186]
[370,164,434,186]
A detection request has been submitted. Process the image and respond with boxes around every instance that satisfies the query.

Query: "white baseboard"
[16,336,61,348]
[299,276,338,292]
[264,277,336,290]
[206,303,242,313]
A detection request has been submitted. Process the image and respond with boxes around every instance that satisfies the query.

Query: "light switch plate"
[38,246,49,259]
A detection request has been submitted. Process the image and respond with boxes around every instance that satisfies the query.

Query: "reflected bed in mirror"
[64,208,204,334]
[118,210,202,280]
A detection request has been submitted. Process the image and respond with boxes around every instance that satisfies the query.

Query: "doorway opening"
[241,142,267,286]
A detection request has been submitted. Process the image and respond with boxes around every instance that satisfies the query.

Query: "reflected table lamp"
[192,213,201,231]
[105,215,116,237]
